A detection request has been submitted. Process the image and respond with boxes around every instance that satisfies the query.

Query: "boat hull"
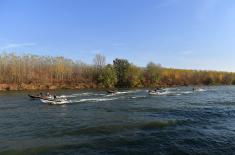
[107,90,117,94]
[28,94,42,99]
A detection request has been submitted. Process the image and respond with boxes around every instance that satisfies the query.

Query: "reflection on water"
[1,86,235,154]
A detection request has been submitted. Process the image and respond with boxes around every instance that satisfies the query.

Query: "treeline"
[0,52,235,89]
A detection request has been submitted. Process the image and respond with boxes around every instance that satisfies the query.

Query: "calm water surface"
[1,86,235,154]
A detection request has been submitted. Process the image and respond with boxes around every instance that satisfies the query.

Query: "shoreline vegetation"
[0,52,235,91]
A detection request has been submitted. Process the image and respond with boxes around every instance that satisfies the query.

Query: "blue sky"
[0,0,235,71]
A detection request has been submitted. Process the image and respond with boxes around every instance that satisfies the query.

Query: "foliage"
[144,62,162,87]
[98,64,117,88]
[127,64,143,87]
[0,52,235,88]
[113,58,130,87]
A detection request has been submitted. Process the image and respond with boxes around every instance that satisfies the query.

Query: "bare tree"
[93,54,106,69]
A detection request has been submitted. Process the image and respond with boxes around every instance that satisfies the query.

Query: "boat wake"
[40,99,71,105]
[195,88,206,92]
[108,90,141,95]
[130,95,147,99]
[71,97,119,103]
[117,90,140,94]
[148,90,175,96]
[40,88,207,105]
[58,95,77,98]
[181,91,193,94]
[72,92,93,96]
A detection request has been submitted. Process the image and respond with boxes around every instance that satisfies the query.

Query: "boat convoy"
[28,87,202,105]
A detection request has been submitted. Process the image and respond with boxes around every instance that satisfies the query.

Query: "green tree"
[127,64,142,87]
[113,58,130,87]
[98,64,117,88]
[145,62,161,86]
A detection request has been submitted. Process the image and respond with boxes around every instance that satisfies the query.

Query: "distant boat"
[148,90,161,95]
[28,94,43,99]
[148,89,166,95]
[28,94,53,100]
[193,88,206,92]
[107,90,117,94]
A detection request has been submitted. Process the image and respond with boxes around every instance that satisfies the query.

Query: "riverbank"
[0,83,98,91]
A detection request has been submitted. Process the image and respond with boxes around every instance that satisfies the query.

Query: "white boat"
[40,98,68,105]
[148,90,168,95]
[148,91,162,95]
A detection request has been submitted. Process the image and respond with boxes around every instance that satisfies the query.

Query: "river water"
[1,86,235,154]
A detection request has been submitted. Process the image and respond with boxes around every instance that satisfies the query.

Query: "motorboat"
[28,94,54,100]
[107,90,117,94]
